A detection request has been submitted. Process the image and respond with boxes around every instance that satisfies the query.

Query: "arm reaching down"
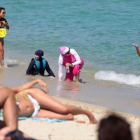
[45,61,55,77]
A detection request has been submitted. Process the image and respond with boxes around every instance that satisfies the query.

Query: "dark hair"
[65,48,70,54]
[0,7,5,13]
[98,114,133,140]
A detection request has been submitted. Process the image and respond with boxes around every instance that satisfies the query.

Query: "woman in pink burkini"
[58,46,84,84]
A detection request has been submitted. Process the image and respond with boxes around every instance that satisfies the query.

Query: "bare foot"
[76,81,79,84]
[87,111,98,124]
[1,65,6,68]
[89,116,98,124]
[1,62,6,68]
[85,110,98,124]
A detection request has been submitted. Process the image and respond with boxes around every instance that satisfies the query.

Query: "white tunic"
[58,49,81,81]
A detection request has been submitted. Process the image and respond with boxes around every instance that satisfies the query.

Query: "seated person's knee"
[60,107,69,114]
[67,113,74,120]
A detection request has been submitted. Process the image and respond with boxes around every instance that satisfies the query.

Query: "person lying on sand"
[0,87,35,140]
[8,79,97,124]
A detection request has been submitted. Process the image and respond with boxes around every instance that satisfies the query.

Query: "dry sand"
[15,96,140,140]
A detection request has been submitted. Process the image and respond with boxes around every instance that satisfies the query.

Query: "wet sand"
[0,65,140,139]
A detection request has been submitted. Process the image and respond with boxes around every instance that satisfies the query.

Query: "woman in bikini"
[10,79,97,124]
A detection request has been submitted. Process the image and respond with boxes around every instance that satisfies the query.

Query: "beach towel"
[0,113,67,123]
[18,117,67,123]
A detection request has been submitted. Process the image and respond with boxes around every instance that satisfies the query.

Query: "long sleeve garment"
[26,58,55,77]
[58,49,81,81]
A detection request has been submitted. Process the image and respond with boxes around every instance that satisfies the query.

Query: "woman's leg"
[73,58,84,84]
[73,65,80,84]
[26,88,70,114]
[35,109,74,120]
[65,105,97,124]
[0,40,4,67]
[75,73,80,84]
[26,88,97,124]
[0,87,18,130]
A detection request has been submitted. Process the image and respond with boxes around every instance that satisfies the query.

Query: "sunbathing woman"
[10,79,97,124]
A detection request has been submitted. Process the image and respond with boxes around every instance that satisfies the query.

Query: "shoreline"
[53,96,140,118]
[1,64,140,116]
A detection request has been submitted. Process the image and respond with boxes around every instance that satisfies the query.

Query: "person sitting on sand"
[58,46,84,84]
[98,114,132,140]
[0,87,35,140]
[26,50,55,77]
[8,79,97,124]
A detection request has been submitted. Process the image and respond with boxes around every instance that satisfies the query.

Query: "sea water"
[1,0,140,115]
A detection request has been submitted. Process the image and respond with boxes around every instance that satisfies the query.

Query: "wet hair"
[0,7,5,13]
[98,114,133,140]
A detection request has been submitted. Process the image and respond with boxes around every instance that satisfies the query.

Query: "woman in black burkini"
[26,50,55,77]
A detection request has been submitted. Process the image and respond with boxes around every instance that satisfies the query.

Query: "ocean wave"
[5,57,27,65]
[95,71,140,86]
[5,58,18,63]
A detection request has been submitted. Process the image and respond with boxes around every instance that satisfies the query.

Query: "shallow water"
[1,65,140,115]
[1,0,140,115]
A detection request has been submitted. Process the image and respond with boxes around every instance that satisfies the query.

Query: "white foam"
[0,57,18,67]
[0,60,7,68]
[5,58,17,63]
[95,71,140,86]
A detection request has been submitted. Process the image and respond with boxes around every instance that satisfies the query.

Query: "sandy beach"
[10,97,140,140]
[0,66,140,140]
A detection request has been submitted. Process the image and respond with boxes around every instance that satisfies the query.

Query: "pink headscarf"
[60,46,69,54]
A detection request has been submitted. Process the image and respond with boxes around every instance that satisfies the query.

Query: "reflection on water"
[55,82,80,100]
